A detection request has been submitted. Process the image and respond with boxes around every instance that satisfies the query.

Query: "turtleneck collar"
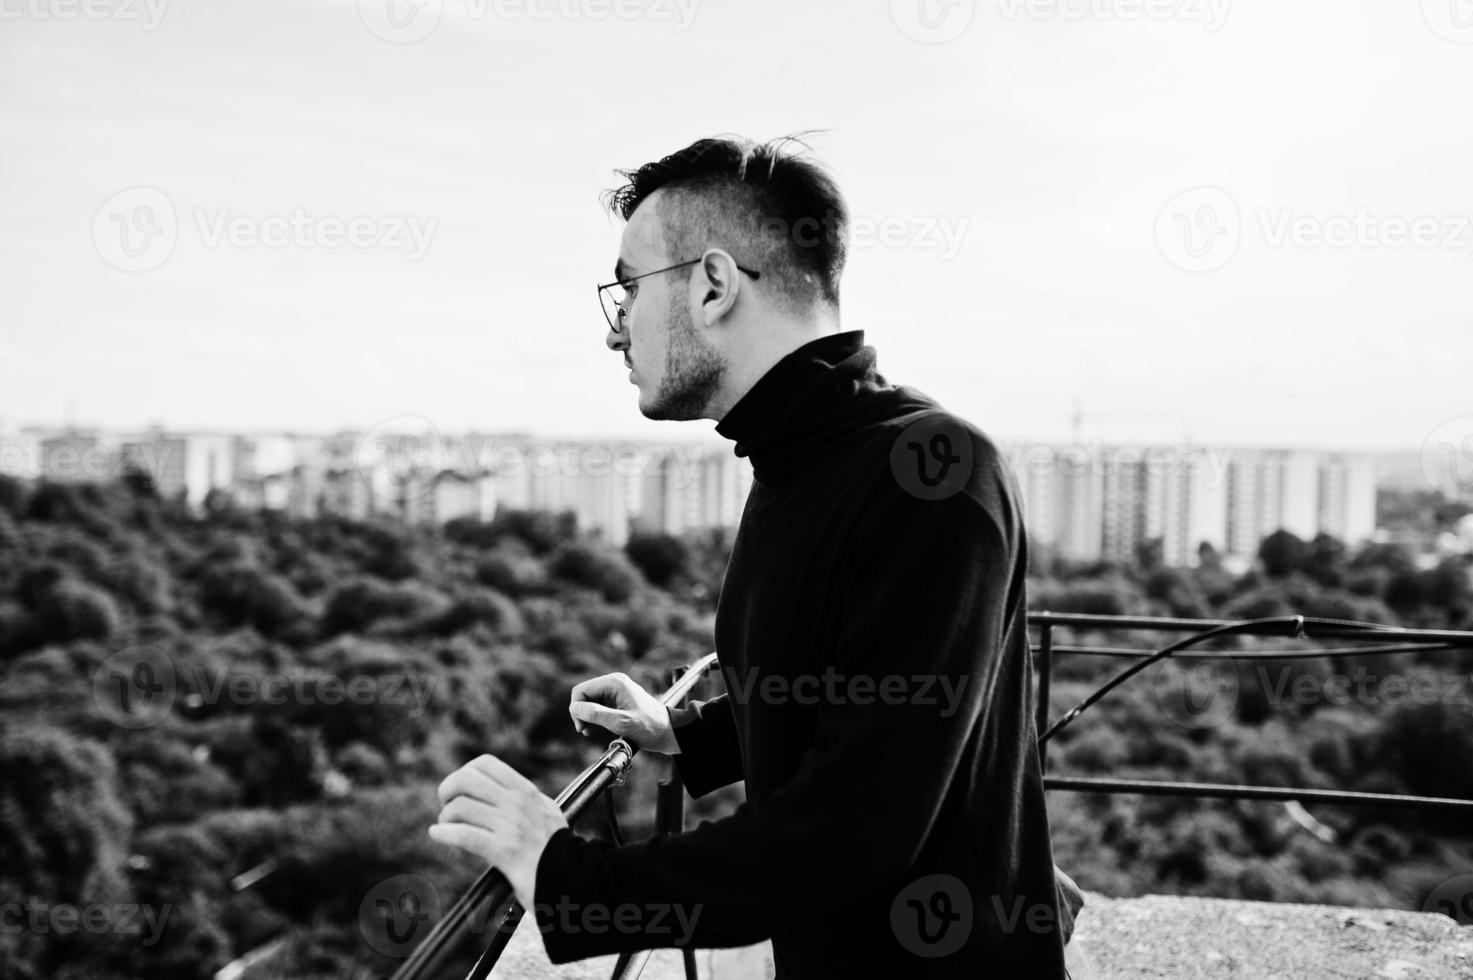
[715,330,891,484]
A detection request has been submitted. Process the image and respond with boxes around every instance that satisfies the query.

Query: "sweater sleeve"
[531,480,1019,962]
[668,694,745,799]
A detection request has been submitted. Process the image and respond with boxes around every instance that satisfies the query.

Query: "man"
[429,135,1077,977]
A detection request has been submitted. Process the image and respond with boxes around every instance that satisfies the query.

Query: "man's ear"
[697,249,742,327]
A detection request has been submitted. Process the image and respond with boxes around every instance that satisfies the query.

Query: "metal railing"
[1030,612,1473,813]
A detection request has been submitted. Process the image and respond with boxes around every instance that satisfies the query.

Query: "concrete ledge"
[490,893,1473,979]
[1069,892,1473,980]
[492,918,773,979]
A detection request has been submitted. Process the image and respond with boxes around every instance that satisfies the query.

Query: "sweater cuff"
[533,826,610,964]
[669,698,742,799]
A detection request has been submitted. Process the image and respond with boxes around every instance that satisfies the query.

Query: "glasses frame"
[597,257,761,333]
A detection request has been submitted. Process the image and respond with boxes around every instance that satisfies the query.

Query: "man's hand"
[569,672,680,754]
[429,755,568,909]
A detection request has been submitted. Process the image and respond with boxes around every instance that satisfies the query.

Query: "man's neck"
[707,319,843,422]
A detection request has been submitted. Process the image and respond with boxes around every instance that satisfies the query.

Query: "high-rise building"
[1319,453,1378,544]
[1010,443,1376,569]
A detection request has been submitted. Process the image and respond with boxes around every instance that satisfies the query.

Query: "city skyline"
[2,421,1429,567]
[0,413,1453,456]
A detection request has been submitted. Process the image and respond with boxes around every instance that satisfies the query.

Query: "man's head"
[601,135,849,422]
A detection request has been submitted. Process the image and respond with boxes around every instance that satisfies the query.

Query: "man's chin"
[635,388,667,421]
[638,387,698,422]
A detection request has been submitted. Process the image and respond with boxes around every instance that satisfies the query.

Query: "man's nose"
[605,324,627,353]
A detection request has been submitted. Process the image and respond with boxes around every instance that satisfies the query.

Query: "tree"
[550,543,642,604]
[198,562,309,640]
[0,723,133,906]
[1303,533,1348,588]
[489,509,578,556]
[28,576,121,646]
[1134,537,1164,572]
[624,531,691,588]
[474,543,548,596]
[319,577,447,637]
[1374,699,1473,802]
[1258,529,1308,578]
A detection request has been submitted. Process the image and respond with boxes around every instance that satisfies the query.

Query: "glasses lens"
[599,286,625,331]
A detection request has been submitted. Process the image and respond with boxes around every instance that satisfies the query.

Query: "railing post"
[1035,620,1053,774]
[658,771,699,980]
[609,763,697,980]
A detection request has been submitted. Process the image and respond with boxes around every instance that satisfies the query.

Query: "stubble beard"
[642,299,724,422]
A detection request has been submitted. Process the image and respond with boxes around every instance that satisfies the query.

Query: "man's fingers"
[569,674,614,701]
[570,674,631,708]
[439,794,502,832]
[569,700,626,733]
[427,821,499,860]
[468,754,530,791]
[437,761,515,807]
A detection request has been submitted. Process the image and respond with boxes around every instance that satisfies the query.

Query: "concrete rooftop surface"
[487,892,1473,980]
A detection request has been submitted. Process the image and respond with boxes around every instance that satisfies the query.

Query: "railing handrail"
[1028,611,1473,644]
[1028,611,1473,815]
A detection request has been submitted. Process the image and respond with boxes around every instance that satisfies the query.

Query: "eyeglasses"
[597,257,761,333]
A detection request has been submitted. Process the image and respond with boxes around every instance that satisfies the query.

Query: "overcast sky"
[2,0,1470,451]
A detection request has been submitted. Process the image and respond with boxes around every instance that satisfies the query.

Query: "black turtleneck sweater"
[533,331,1068,978]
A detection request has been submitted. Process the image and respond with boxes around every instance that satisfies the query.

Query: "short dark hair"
[603,135,848,309]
